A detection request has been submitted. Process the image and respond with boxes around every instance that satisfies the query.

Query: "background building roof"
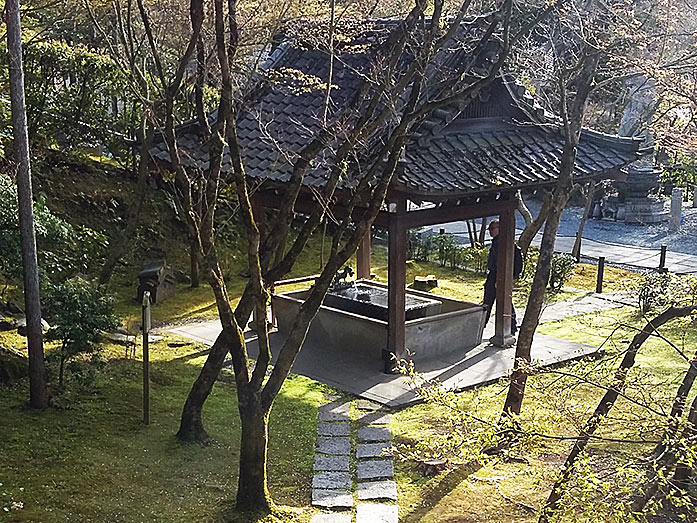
[150,20,646,200]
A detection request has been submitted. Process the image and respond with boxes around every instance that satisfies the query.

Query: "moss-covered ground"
[3,152,692,521]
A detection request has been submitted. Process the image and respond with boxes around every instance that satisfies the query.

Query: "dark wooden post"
[491,208,515,347]
[356,228,371,280]
[596,256,605,294]
[142,291,151,426]
[659,245,667,272]
[385,199,407,372]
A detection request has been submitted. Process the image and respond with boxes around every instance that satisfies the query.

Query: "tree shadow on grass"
[400,461,483,523]
[170,347,212,362]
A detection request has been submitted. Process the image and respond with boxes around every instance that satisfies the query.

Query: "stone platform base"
[623,199,669,224]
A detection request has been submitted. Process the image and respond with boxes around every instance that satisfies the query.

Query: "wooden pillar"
[385,200,407,372]
[491,207,516,347]
[356,228,371,280]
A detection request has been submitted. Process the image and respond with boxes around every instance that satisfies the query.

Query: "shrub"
[409,231,437,262]
[549,253,577,292]
[44,278,119,388]
[633,272,697,314]
[0,173,107,283]
[461,244,488,274]
[433,233,457,267]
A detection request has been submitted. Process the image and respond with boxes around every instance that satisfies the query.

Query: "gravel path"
[517,197,697,255]
[432,198,697,255]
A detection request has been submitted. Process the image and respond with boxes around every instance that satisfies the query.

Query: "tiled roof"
[150,20,645,200]
[399,120,643,196]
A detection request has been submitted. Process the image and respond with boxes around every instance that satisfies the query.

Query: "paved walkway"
[530,233,697,274]
[169,291,630,408]
[431,220,697,274]
[311,398,398,523]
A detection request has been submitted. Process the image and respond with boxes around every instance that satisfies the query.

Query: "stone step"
[356,442,394,459]
[316,436,351,455]
[318,402,351,422]
[357,480,398,501]
[357,425,393,442]
[313,472,351,490]
[312,489,354,509]
[358,412,392,425]
[314,455,350,472]
[356,503,398,523]
[317,422,350,436]
[357,460,394,480]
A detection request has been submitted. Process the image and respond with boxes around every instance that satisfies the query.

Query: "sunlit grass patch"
[0,333,327,522]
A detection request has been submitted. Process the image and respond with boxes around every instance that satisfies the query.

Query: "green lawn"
[0,337,328,522]
[392,303,697,522]
[4,251,679,522]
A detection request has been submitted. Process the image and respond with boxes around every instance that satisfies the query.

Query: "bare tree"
[5,0,49,409]
[502,0,665,417]
[571,180,594,261]
[539,305,697,522]
[516,189,553,258]
[159,0,568,512]
[503,36,600,417]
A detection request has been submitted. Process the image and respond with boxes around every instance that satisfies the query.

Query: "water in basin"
[324,283,441,321]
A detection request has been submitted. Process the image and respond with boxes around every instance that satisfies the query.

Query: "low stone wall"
[272,281,485,362]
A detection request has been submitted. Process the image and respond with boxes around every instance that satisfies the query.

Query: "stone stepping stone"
[318,403,351,422]
[357,426,393,442]
[357,480,398,501]
[356,503,398,523]
[356,442,394,459]
[314,455,350,472]
[357,399,384,411]
[310,514,352,523]
[357,459,394,480]
[317,422,350,436]
[316,436,350,455]
[313,471,352,489]
[358,412,392,425]
[312,489,354,509]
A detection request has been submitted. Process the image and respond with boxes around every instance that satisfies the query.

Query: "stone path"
[311,399,398,523]
[431,219,697,275]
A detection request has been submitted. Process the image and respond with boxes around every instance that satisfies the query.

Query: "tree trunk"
[516,190,533,226]
[653,349,697,459]
[504,43,600,420]
[671,391,697,488]
[631,382,697,513]
[502,190,568,416]
[98,120,153,285]
[7,0,49,409]
[540,306,697,523]
[236,389,272,512]
[177,328,235,443]
[517,191,553,258]
[478,217,488,245]
[571,181,595,261]
[190,238,200,288]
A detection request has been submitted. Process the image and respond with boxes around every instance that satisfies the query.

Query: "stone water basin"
[324,283,442,321]
[272,280,486,362]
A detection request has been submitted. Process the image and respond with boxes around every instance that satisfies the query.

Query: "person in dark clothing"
[483,219,519,334]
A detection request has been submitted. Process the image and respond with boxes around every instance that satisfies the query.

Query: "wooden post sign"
[142,291,151,426]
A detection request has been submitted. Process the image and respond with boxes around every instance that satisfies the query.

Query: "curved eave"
[391,166,626,201]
